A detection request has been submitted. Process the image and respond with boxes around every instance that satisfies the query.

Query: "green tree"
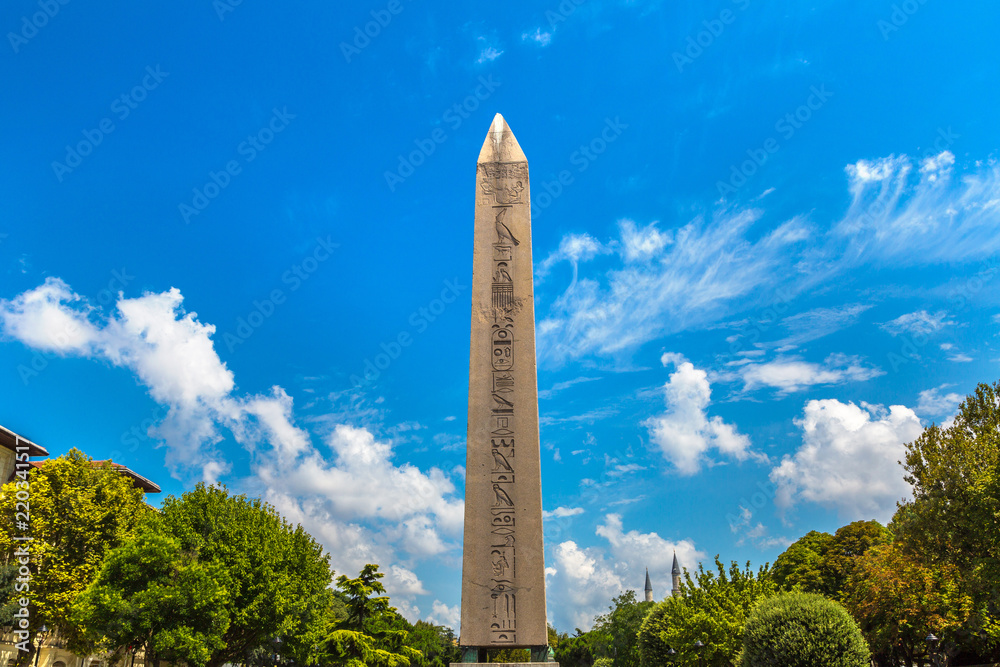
[822,521,892,600]
[554,629,597,667]
[0,562,20,627]
[0,449,149,661]
[843,542,973,667]
[406,621,460,667]
[70,483,333,667]
[71,521,232,667]
[591,590,653,667]
[893,380,1000,652]
[637,559,776,667]
[738,592,869,667]
[319,564,421,667]
[771,531,834,595]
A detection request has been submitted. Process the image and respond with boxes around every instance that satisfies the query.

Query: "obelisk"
[458,114,549,662]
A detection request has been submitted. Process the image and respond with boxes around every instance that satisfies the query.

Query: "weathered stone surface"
[459,114,548,649]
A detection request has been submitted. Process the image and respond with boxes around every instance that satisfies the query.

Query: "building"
[671,551,682,597]
[1,424,160,667]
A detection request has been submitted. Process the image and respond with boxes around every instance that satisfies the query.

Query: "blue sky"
[2,0,999,634]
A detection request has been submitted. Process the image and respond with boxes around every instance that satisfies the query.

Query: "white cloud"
[948,353,973,363]
[619,219,672,262]
[879,310,954,337]
[644,355,762,475]
[536,154,1000,364]
[537,209,811,364]
[546,514,703,631]
[766,304,873,350]
[770,399,923,522]
[537,233,609,282]
[917,384,964,418]
[476,46,503,63]
[739,354,884,394]
[543,506,585,519]
[0,280,463,617]
[538,376,601,400]
[427,600,461,629]
[521,27,552,46]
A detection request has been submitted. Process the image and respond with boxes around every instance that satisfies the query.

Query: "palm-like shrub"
[738,592,869,667]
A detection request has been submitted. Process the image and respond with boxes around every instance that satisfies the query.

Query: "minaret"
[671,552,681,597]
[644,568,653,602]
[459,114,548,657]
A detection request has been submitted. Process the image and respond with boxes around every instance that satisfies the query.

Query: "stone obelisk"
[459,114,549,662]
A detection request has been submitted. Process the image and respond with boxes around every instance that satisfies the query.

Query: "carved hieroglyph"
[460,114,547,649]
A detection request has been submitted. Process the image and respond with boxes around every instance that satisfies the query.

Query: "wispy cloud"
[543,506,585,519]
[917,384,964,418]
[538,375,601,400]
[879,310,955,337]
[521,27,552,47]
[537,153,1000,364]
[736,353,884,395]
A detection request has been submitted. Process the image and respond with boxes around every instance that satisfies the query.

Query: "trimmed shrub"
[739,592,870,667]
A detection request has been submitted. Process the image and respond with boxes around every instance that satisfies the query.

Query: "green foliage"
[843,542,973,666]
[554,629,597,667]
[0,449,148,643]
[894,379,1000,644]
[592,658,613,667]
[0,562,20,627]
[771,531,833,595]
[638,559,776,667]
[406,620,460,667]
[487,648,530,663]
[71,520,231,667]
[591,589,653,667]
[71,483,332,667]
[318,564,421,667]
[738,592,870,667]
[772,522,890,600]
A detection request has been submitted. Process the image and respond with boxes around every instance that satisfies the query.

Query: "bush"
[739,592,870,667]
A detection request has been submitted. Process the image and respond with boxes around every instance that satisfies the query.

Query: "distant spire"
[671,551,681,575]
[644,567,653,602]
[671,552,681,598]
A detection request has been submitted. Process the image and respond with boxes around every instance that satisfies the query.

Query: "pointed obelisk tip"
[478,112,527,164]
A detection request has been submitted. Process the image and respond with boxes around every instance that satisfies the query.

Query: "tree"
[772,522,890,600]
[71,483,333,667]
[637,559,776,667]
[554,629,597,667]
[843,542,973,667]
[771,531,834,595]
[738,592,870,667]
[0,449,149,661]
[406,621,460,667]
[319,564,421,667]
[71,522,232,667]
[893,380,1000,653]
[591,590,653,667]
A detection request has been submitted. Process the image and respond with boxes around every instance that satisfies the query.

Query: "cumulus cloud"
[770,399,923,522]
[0,280,464,617]
[546,514,703,631]
[645,354,762,475]
[879,310,955,337]
[427,600,461,629]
